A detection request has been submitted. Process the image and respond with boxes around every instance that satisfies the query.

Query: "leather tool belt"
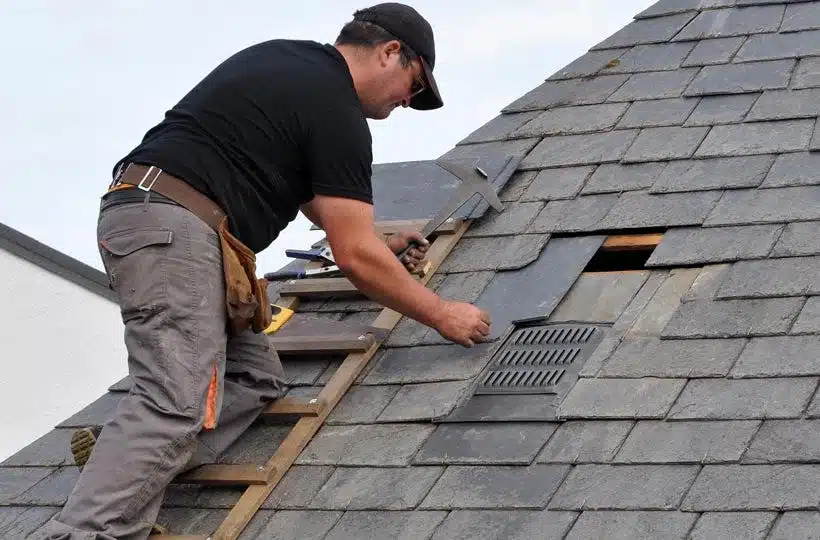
[109,163,272,335]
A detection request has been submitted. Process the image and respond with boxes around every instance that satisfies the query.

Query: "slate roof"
[5,1,820,538]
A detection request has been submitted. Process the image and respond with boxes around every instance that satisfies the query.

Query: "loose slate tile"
[376,380,473,422]
[0,507,59,539]
[438,234,549,273]
[549,271,649,323]
[772,221,820,257]
[684,93,759,126]
[413,423,557,465]
[596,190,722,229]
[262,465,335,510]
[646,224,781,265]
[420,465,570,509]
[746,88,820,122]
[667,377,817,419]
[1,428,74,467]
[681,464,820,511]
[431,509,578,540]
[527,195,618,233]
[735,29,820,62]
[694,119,814,158]
[512,103,629,137]
[520,166,594,202]
[499,171,537,202]
[732,335,820,377]
[792,57,820,89]
[661,297,805,338]
[325,385,400,425]
[682,36,746,66]
[650,155,774,193]
[463,201,544,237]
[296,424,436,466]
[743,419,820,463]
[716,256,820,299]
[689,512,777,540]
[0,467,54,504]
[673,5,786,41]
[11,467,79,505]
[548,464,699,510]
[502,75,630,113]
[323,510,446,540]
[705,186,820,226]
[536,420,634,464]
[600,337,745,378]
[762,152,820,188]
[606,42,697,73]
[621,125,709,163]
[457,111,541,145]
[781,2,820,32]
[768,512,820,540]
[681,264,731,303]
[626,268,701,339]
[591,12,698,50]
[242,510,342,540]
[365,343,493,385]
[582,162,665,194]
[309,467,443,510]
[557,378,687,419]
[607,69,700,101]
[792,296,820,333]
[565,511,699,540]
[520,130,639,169]
[616,98,699,129]
[548,48,632,80]
[613,420,759,464]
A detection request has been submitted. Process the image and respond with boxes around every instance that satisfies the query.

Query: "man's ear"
[379,40,402,66]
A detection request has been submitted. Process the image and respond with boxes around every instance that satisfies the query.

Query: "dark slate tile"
[56,392,122,428]
[668,377,817,420]
[792,57,820,89]
[615,98,699,129]
[240,510,342,540]
[474,236,605,340]
[661,297,805,338]
[296,424,435,466]
[746,88,820,122]
[600,337,745,378]
[596,190,722,229]
[636,0,735,19]
[735,29,820,62]
[442,394,559,423]
[549,271,649,323]
[704,186,820,226]
[591,12,698,50]
[673,5,786,41]
[716,256,820,299]
[1,428,74,467]
[582,162,665,194]
[792,296,820,333]
[685,59,794,98]
[565,511,699,540]
[261,465,335,510]
[153,508,229,536]
[437,139,539,181]
[511,103,629,137]
[606,69,701,101]
[375,380,473,422]
[499,171,537,202]
[309,467,443,510]
[682,36,746,66]
[463,201,544,237]
[438,234,549,273]
[0,467,54,503]
[420,465,570,509]
[527,195,619,233]
[519,166,594,202]
[651,155,774,193]
[731,335,820,377]
[431,509,577,540]
[557,378,687,420]
[11,466,79,505]
[621,126,709,163]
[325,385,400,425]
[548,48,632,80]
[768,512,820,539]
[0,507,60,539]
[281,358,331,387]
[762,152,820,188]
[502,75,630,113]
[681,464,820,511]
[613,420,759,464]
[695,119,814,158]
[520,130,639,169]
[536,420,634,464]
[548,464,700,510]
[686,512,776,540]
[772,221,820,257]
[606,42,697,73]
[743,419,820,463]
[646,224,781,265]
[364,343,493,385]
[108,375,132,392]
[219,424,291,464]
[323,510,446,540]
[684,93,759,126]
[781,2,820,32]
[457,111,541,145]
[413,423,557,465]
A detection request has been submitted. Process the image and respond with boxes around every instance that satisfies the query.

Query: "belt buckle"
[138,166,162,192]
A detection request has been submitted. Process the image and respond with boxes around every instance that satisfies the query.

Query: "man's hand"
[386,230,429,273]
[432,300,492,347]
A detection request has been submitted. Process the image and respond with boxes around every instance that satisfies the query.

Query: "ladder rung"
[269,334,375,354]
[149,536,207,539]
[262,396,324,416]
[172,464,270,486]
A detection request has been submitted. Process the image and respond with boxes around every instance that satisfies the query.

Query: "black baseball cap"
[352,2,443,110]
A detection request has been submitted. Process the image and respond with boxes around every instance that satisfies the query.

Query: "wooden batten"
[602,233,664,251]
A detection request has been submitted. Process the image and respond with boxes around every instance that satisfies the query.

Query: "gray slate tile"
[768,512,820,540]
[457,111,541,145]
[667,377,817,419]
[281,357,330,387]
[219,424,291,464]
[549,48,631,80]
[731,335,820,377]
[536,420,634,464]
[413,423,557,465]
[793,296,820,333]
[520,166,593,202]
[616,98,699,129]
[323,511,447,540]
[557,378,687,419]
[685,59,794,97]
[420,464,570,509]
[592,12,698,49]
[0,507,59,539]
[809,117,820,151]
[438,234,549,273]
[705,186,820,226]
[0,467,53,504]
[681,264,732,303]
[1,428,74,466]
[716,256,820,298]
[625,268,701,339]
[262,465,335,509]
[772,221,820,257]
[499,171,537,202]
[241,510,342,540]
[549,271,649,324]
[743,419,820,463]
[792,57,820,89]
[636,0,735,19]
[376,380,473,422]
[684,93,759,126]
[596,190,722,229]
[782,2,820,32]
[682,36,746,66]
[154,509,229,535]
[689,512,777,540]
[548,464,699,510]
[661,298,806,338]
[512,103,628,137]
[607,69,700,101]
[439,138,539,166]
[695,119,814,158]
[528,195,618,233]
[735,29,820,62]
[364,343,494,385]
[565,511,699,540]
[308,467,443,510]
[502,75,630,113]
[606,42,696,73]
[11,466,79,505]
[651,155,773,193]
[645,224,781,265]
[296,424,435,466]
[762,152,820,188]
[681,464,820,511]
[600,337,745,378]
[746,88,820,121]
[613,420,759,464]
[621,126,709,163]
[430,510,578,540]
[325,385,399,425]
[463,201,544,237]
[581,162,665,194]
[521,130,639,169]
[56,392,121,427]
[673,5,786,40]
[442,393,559,423]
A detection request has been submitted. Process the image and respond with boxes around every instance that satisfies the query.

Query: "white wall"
[0,249,127,461]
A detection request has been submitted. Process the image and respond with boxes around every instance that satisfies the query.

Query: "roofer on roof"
[35,3,491,539]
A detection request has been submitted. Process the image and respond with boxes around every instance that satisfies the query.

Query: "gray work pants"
[36,198,286,540]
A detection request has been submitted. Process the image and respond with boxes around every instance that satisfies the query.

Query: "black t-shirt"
[114,39,373,253]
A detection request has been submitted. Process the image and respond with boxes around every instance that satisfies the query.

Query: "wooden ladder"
[152,217,469,540]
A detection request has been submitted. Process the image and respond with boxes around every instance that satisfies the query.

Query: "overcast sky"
[0,1,655,459]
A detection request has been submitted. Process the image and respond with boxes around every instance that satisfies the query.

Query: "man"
[38,3,491,539]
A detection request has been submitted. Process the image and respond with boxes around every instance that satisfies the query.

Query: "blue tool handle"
[285,248,322,260]
[264,269,306,281]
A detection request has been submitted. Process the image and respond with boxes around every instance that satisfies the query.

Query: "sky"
[0,1,656,460]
